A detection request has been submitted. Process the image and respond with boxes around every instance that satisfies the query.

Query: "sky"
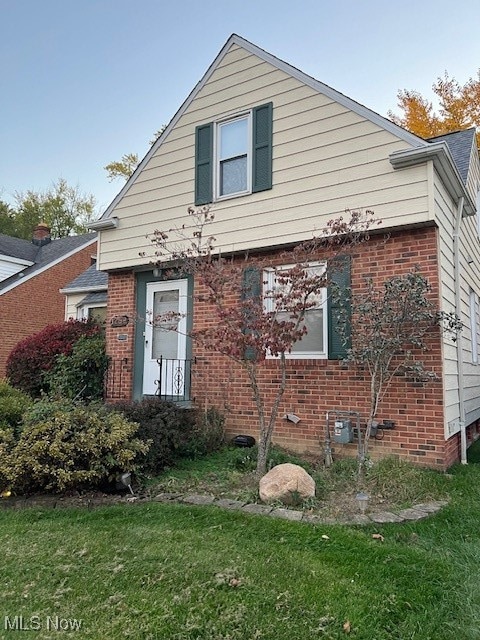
[1,0,480,216]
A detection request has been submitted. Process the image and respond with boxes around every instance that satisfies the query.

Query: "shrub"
[43,334,109,402]
[5,399,148,494]
[0,379,32,435]
[0,426,16,492]
[110,398,197,474]
[179,407,226,459]
[6,319,102,397]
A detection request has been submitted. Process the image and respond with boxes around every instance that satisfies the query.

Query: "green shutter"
[195,123,213,205]
[327,255,351,359]
[242,266,262,360]
[252,102,273,193]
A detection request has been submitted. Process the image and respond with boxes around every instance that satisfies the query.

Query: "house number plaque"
[111,315,129,328]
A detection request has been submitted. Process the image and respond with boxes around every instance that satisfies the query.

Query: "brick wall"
[191,226,456,469]
[104,271,136,401]
[103,226,469,469]
[0,242,96,377]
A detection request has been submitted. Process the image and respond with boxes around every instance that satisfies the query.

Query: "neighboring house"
[0,223,97,377]
[61,263,108,324]
[90,34,480,469]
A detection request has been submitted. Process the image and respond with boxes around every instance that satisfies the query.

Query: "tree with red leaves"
[146,207,376,476]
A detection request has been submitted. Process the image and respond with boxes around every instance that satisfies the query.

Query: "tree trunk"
[253,353,288,478]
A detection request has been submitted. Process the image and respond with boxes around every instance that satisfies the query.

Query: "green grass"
[2,445,480,638]
[149,446,450,515]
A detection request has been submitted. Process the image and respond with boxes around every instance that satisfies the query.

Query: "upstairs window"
[195,102,273,205]
[217,116,249,197]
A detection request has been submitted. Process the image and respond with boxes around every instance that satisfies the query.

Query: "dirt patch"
[0,491,147,510]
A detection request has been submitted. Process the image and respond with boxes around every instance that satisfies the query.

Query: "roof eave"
[59,285,108,295]
[389,142,475,216]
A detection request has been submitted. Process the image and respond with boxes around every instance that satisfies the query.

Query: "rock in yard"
[259,463,315,505]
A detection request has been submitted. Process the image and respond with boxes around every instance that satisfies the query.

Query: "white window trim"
[476,190,480,237]
[77,302,107,321]
[470,289,479,364]
[264,262,328,360]
[214,110,252,201]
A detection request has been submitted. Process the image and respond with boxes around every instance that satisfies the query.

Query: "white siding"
[0,258,27,282]
[64,293,84,320]
[437,159,480,436]
[97,43,429,272]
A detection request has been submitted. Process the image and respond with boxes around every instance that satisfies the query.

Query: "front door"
[143,279,188,396]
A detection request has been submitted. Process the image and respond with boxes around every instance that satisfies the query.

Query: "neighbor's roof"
[76,291,108,307]
[61,262,108,293]
[0,234,38,262]
[0,232,97,294]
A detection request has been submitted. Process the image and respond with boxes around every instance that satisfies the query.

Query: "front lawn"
[2,446,480,639]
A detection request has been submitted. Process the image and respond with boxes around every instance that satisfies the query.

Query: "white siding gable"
[96,37,431,272]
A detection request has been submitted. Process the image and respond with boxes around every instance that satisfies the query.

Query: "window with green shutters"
[264,262,328,359]
[195,103,273,205]
[246,256,351,361]
[327,255,351,359]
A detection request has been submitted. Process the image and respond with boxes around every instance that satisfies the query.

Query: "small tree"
[146,206,376,476]
[339,269,461,478]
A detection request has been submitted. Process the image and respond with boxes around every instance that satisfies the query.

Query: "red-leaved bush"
[6,320,102,397]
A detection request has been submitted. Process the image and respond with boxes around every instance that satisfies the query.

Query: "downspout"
[453,196,467,464]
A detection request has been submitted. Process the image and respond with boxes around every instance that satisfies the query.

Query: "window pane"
[152,290,179,360]
[291,309,324,353]
[220,156,247,195]
[88,306,107,326]
[220,118,247,159]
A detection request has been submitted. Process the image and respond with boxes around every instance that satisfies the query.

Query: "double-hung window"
[470,288,479,364]
[217,115,250,197]
[264,263,328,359]
[195,102,272,205]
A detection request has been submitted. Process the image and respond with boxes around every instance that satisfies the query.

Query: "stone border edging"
[153,492,448,525]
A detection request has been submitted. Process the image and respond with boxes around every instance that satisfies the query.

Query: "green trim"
[252,102,273,193]
[327,255,351,359]
[195,123,213,205]
[133,271,193,400]
[242,266,261,360]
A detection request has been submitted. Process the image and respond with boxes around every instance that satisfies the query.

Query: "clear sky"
[2,0,480,215]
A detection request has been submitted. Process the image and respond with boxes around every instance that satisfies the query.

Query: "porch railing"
[155,356,195,403]
[104,356,195,403]
[104,357,129,400]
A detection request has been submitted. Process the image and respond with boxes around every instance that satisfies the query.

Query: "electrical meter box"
[333,419,353,444]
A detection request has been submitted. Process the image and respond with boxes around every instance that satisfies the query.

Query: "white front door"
[143,280,188,396]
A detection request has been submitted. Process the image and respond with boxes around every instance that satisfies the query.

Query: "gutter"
[88,216,119,231]
[453,197,468,464]
[59,285,108,295]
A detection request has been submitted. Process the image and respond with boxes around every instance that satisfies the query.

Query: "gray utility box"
[333,419,354,444]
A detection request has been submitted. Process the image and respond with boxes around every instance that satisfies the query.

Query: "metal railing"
[155,356,195,402]
[104,357,129,400]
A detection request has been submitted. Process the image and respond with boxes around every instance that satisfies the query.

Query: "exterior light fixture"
[355,491,369,514]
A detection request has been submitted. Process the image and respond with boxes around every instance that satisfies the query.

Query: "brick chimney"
[32,222,52,246]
